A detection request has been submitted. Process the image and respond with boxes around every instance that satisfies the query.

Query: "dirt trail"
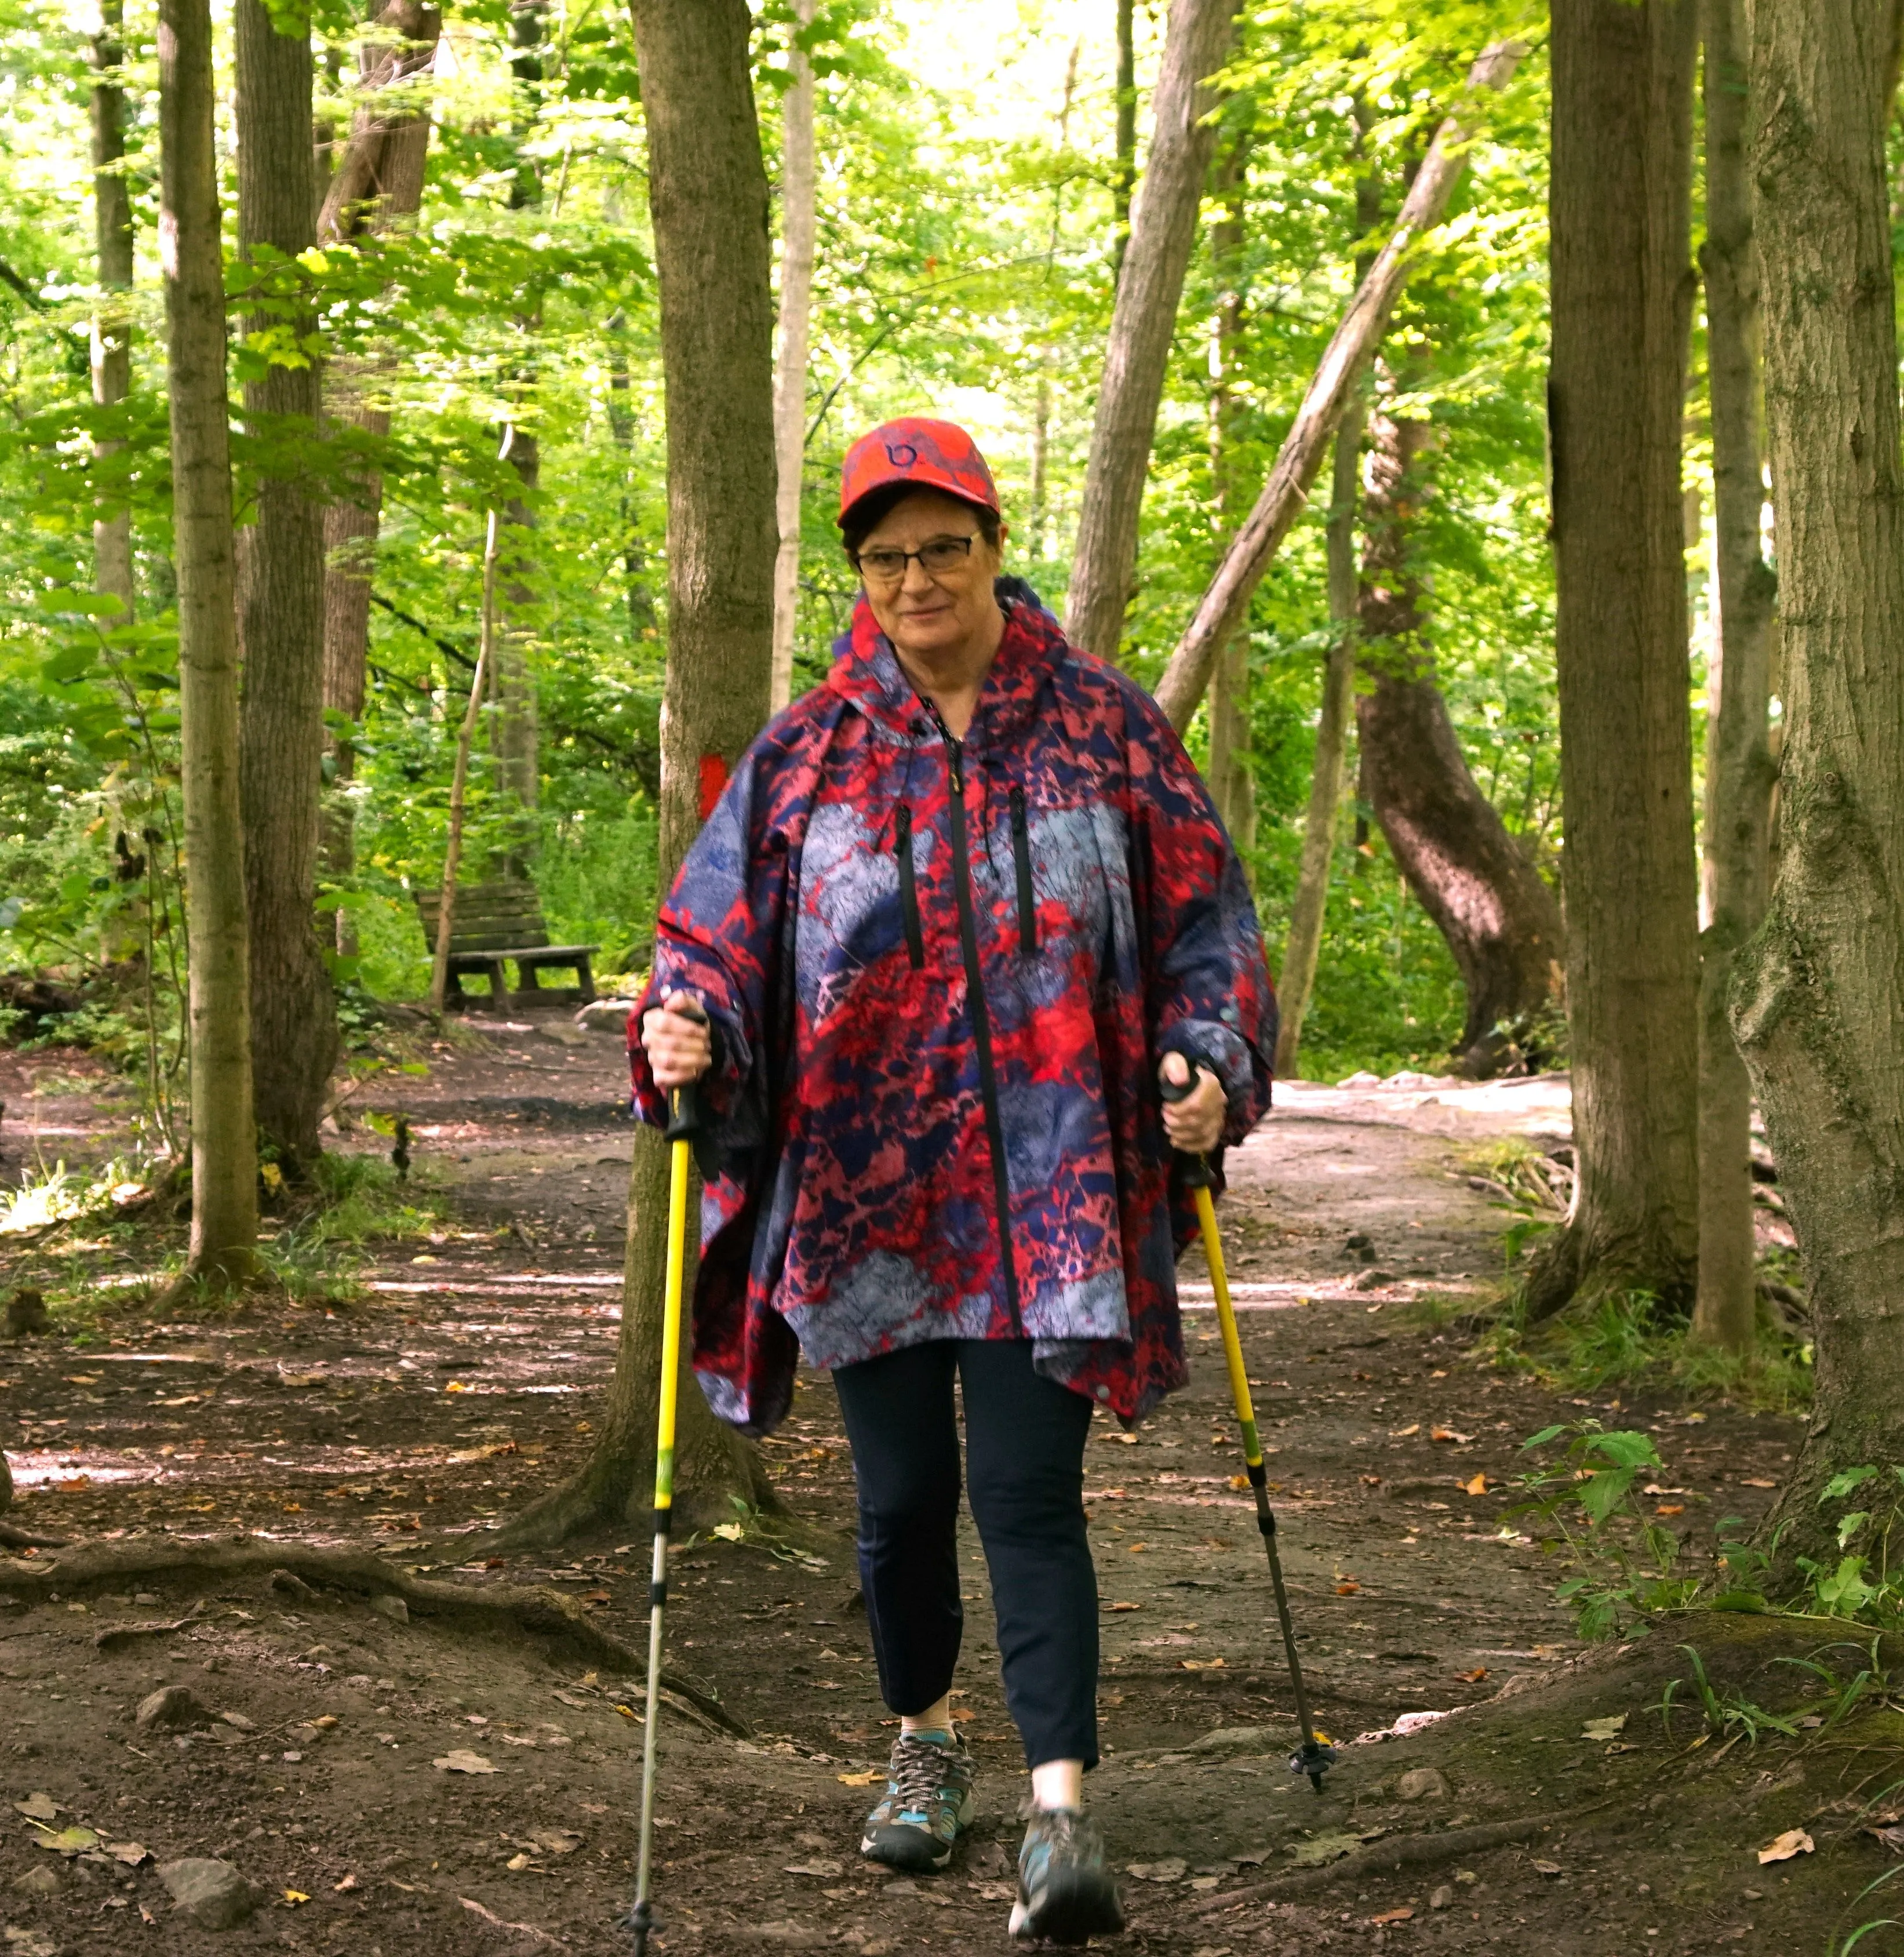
[0,1024,1882,1956]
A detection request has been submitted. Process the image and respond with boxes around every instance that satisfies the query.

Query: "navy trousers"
[831,1337,1100,1770]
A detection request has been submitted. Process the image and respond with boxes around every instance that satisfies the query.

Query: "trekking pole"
[628,1004,707,1955]
[1162,1063,1336,1795]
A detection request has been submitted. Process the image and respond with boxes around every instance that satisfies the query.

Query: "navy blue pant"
[831,1338,1099,1771]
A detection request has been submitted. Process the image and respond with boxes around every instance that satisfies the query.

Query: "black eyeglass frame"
[847,533,982,582]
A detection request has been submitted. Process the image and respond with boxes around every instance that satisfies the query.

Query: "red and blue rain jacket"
[629,581,1275,1435]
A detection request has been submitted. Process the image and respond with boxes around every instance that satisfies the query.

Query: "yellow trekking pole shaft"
[629,1018,706,1955]
[1163,1064,1335,1795]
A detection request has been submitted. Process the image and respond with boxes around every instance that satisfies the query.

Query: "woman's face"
[854,489,1006,664]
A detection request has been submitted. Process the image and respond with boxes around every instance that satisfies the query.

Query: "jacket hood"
[827,576,1068,745]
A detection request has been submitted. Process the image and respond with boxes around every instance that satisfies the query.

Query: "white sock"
[1029,1759,1083,1812]
[900,1694,953,1740]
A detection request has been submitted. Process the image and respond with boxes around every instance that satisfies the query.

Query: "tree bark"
[767,0,816,716]
[1112,0,1137,285]
[1353,398,1566,1074]
[1736,0,1904,1572]
[316,0,440,958]
[1204,122,1254,853]
[1151,38,1526,734]
[1527,0,1699,1322]
[501,0,778,1548]
[1273,406,1363,1079]
[236,0,338,1169]
[159,0,259,1286]
[1690,0,1776,1353]
[1027,40,1083,567]
[1065,0,1240,665]
[90,0,134,617]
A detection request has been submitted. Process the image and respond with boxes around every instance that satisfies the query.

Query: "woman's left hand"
[1159,1050,1227,1156]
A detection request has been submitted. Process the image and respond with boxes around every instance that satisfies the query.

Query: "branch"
[1151,38,1526,734]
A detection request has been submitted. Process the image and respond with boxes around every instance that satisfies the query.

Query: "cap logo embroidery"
[885,442,919,467]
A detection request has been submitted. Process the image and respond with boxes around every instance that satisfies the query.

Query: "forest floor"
[0,1016,1896,1957]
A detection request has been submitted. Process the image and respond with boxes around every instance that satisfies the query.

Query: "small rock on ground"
[134,1685,210,1731]
[1396,1766,1450,1801]
[156,1858,261,1930]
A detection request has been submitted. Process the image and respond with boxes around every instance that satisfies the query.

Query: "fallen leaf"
[533,1832,583,1857]
[279,1373,326,1389]
[283,1889,311,1905]
[1181,1657,1225,1671]
[13,1794,60,1822]
[1532,1860,1562,1877]
[1462,1474,1488,1496]
[1287,1833,1362,1868]
[334,1875,360,1892]
[711,1522,745,1541]
[1655,1504,1685,1517]
[434,1749,497,1775]
[1393,1423,1421,1437]
[65,1375,100,1385]
[1458,1667,1489,1683]
[105,1842,150,1866]
[1228,1474,1250,1490]
[837,1769,882,1787]
[1371,1907,1415,1924]
[1741,1478,1777,1489]
[1430,1427,1473,1445]
[1864,1824,1904,1856]
[32,1825,100,1855]
[505,1852,533,1872]
[1758,1828,1814,1865]
[1109,1601,1142,1613]
[1582,1714,1628,1742]
[1336,1581,1361,1595]
[785,1859,843,1878]
[1125,1858,1187,1883]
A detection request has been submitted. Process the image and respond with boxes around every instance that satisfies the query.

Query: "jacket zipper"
[894,803,925,970]
[1008,785,1037,956]
[926,704,1022,1328]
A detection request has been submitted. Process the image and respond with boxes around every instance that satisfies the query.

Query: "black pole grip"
[1159,1055,1215,1188]
[662,998,709,1145]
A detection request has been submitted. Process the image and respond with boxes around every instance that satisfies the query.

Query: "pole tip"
[626,1899,653,1953]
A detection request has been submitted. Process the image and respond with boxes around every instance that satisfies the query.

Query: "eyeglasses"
[850,534,980,584]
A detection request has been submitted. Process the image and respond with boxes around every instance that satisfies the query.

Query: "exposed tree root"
[0,1522,68,1551]
[0,1538,749,1736]
[1178,1811,1564,1919]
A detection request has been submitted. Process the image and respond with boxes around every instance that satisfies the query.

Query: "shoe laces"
[889,1732,957,1812]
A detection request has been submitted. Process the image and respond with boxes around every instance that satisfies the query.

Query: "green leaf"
[1822,1467,1879,1503]
[1708,1589,1768,1614]
[1523,1424,1566,1450]
[1578,1467,1639,1526]
[1585,1431,1661,1471]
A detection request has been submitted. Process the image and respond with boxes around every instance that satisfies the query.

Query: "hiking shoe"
[859,1729,976,1873]
[1009,1805,1124,1944]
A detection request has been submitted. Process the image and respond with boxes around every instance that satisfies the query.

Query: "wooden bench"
[413,881,599,1012]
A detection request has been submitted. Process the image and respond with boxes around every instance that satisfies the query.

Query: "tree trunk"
[429,505,498,1016]
[767,0,816,715]
[1354,398,1566,1075]
[1690,0,1776,1353]
[236,0,337,1169]
[1112,0,1137,286]
[159,0,259,1286]
[1736,0,1904,1573]
[1065,0,1239,665]
[1273,408,1364,1079]
[317,0,440,958]
[90,0,134,617]
[501,0,778,1549]
[1027,40,1083,566]
[1152,38,1526,734]
[1527,0,1699,1321]
[1204,122,1255,854]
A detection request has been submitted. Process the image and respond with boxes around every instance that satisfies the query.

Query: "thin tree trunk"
[1152,38,1526,734]
[90,0,134,617]
[1690,0,1776,1353]
[768,0,816,715]
[501,0,778,1549]
[1204,121,1254,853]
[318,0,441,958]
[236,0,337,1169]
[1736,0,1904,1574]
[160,0,259,1286]
[1027,40,1082,566]
[1526,0,1699,1322]
[429,505,498,1016]
[1066,0,1240,665]
[1112,0,1137,286]
[605,312,656,638]
[1273,405,1364,1079]
[1353,397,1566,1075]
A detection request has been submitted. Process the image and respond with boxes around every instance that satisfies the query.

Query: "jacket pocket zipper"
[1009,785,1038,957]
[895,802,925,970]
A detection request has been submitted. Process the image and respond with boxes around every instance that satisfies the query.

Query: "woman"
[633,417,1273,1945]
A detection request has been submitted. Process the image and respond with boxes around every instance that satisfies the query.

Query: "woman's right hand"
[640,990,713,1089]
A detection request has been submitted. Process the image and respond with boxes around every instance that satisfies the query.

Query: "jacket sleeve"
[1122,679,1277,1147]
[627,739,793,1162]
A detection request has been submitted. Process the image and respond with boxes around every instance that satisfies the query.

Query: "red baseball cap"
[838,416,1000,527]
